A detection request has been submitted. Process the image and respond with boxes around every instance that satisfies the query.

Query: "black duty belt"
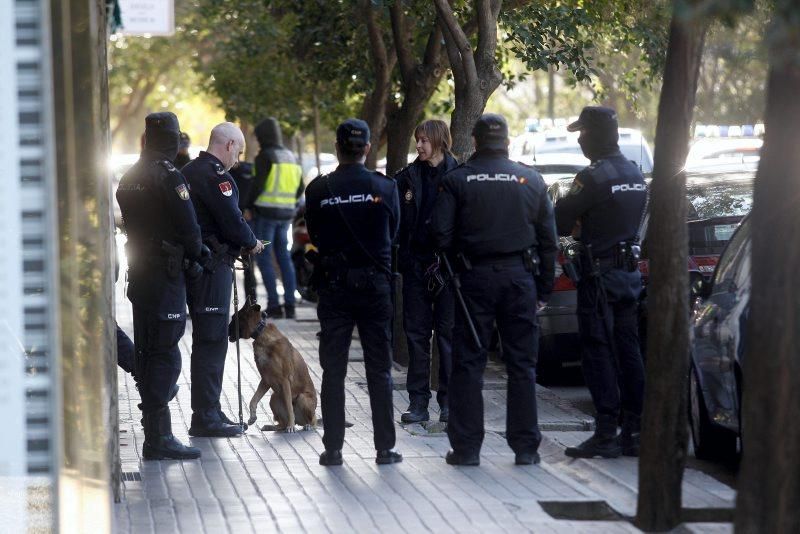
[470,250,526,266]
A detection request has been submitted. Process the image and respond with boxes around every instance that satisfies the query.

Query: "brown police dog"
[229,300,317,432]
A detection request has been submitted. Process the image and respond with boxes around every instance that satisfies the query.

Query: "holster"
[160,241,185,278]
[522,248,540,275]
[202,235,232,273]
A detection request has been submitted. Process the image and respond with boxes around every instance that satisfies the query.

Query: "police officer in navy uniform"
[396,119,459,424]
[554,106,647,458]
[182,123,265,437]
[431,114,557,466]
[117,112,203,460]
[305,118,402,466]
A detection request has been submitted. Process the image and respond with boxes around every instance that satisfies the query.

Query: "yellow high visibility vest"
[255,150,302,209]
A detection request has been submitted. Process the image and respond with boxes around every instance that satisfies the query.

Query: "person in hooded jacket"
[244,118,304,319]
[396,120,458,425]
[554,106,647,459]
[116,112,204,460]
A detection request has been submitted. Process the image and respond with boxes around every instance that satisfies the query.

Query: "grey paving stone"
[114,277,735,533]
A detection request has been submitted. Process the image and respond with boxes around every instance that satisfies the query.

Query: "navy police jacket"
[430,150,558,301]
[182,152,258,253]
[554,152,646,258]
[305,163,400,271]
[117,153,202,312]
[396,153,458,271]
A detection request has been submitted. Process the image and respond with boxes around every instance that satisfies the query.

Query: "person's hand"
[248,240,265,255]
[243,208,253,222]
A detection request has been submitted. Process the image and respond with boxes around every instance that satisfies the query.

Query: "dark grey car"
[688,214,751,463]
[538,169,754,376]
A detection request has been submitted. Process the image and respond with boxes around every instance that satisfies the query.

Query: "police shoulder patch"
[218,180,233,197]
[175,183,190,200]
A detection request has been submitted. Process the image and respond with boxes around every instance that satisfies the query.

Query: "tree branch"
[422,23,443,70]
[437,17,466,89]
[389,1,415,86]
[434,0,478,87]
[363,0,390,79]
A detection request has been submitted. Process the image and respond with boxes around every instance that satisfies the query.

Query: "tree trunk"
[240,119,259,162]
[547,65,555,120]
[386,105,422,176]
[735,5,800,531]
[449,87,499,161]
[361,0,396,170]
[435,0,503,161]
[635,3,708,531]
[312,98,322,175]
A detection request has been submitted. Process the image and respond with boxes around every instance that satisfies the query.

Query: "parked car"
[537,168,754,375]
[688,214,751,463]
[512,128,654,173]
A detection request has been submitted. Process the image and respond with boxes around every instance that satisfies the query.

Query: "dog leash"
[232,255,247,431]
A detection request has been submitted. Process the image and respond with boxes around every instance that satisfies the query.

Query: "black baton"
[441,253,482,350]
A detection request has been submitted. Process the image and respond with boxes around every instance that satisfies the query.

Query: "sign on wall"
[118,0,175,36]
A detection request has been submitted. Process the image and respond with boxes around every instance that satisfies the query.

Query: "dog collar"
[250,312,268,339]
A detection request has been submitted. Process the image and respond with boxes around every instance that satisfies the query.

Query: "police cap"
[472,113,509,150]
[567,106,618,134]
[336,118,370,150]
[145,112,180,134]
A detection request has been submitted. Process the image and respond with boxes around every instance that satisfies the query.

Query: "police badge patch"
[218,181,233,197]
[213,162,225,175]
[404,190,413,202]
[175,183,190,200]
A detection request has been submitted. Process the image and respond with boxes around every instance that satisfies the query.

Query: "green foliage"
[194,0,365,135]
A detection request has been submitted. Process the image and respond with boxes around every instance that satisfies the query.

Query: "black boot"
[189,410,244,438]
[143,408,201,460]
[620,411,641,457]
[283,304,296,319]
[401,399,429,424]
[218,409,248,430]
[565,414,621,459]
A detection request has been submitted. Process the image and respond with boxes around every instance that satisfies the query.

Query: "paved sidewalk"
[114,271,734,533]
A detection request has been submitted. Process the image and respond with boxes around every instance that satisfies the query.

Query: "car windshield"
[686,172,754,219]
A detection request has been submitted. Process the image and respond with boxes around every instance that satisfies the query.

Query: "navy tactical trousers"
[577,272,644,419]
[402,260,454,408]
[132,306,185,413]
[317,281,396,452]
[448,260,541,456]
[188,263,234,422]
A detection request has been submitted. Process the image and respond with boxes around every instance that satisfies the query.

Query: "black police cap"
[145,112,180,133]
[567,106,618,133]
[336,118,370,149]
[472,113,509,150]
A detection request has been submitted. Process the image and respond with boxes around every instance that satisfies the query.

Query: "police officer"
[396,119,458,424]
[244,118,304,319]
[554,106,647,458]
[182,122,264,438]
[116,112,203,460]
[304,118,402,466]
[431,113,557,466]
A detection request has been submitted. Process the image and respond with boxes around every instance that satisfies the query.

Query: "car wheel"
[688,364,738,462]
